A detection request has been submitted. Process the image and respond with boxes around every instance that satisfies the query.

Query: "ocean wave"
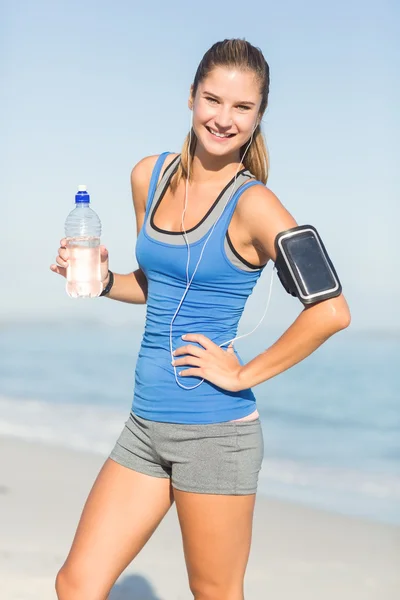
[260,457,400,500]
[0,395,128,455]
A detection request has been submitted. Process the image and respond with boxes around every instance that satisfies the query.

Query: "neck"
[189,146,243,185]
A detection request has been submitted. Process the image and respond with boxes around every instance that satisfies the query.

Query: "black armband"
[274,225,342,305]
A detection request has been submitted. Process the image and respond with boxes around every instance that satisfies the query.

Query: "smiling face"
[189,66,263,160]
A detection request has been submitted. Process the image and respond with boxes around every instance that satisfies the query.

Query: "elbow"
[307,294,351,335]
[326,294,351,333]
[336,308,351,331]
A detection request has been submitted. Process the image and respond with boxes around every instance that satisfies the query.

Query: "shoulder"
[237,183,293,222]
[130,153,179,186]
[130,155,159,191]
[130,153,179,212]
[237,183,298,261]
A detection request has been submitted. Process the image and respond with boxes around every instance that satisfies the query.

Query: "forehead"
[198,66,260,100]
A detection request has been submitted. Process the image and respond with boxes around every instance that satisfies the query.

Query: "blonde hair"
[171,39,270,192]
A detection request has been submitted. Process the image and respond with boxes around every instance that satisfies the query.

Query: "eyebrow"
[202,91,256,107]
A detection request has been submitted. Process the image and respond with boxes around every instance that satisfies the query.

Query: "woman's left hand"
[172,333,245,392]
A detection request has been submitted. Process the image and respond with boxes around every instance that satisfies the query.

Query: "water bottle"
[64,185,103,298]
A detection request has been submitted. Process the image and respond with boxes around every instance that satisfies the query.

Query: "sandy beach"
[0,435,398,600]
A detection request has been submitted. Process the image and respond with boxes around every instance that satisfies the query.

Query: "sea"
[0,321,399,526]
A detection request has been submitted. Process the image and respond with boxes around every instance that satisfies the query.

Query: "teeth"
[209,128,231,138]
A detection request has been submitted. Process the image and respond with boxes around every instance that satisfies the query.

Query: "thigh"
[171,419,264,495]
[174,489,256,599]
[58,458,173,598]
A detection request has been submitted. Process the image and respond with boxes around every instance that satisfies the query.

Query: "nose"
[214,107,233,130]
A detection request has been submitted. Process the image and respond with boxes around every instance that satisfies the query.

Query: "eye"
[205,96,218,104]
[237,105,251,111]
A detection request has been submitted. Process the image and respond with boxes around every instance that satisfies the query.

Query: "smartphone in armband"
[274,225,342,305]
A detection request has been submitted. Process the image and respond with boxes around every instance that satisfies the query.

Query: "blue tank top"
[132,152,266,424]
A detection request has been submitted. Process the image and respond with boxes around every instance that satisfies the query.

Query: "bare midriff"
[230,409,259,422]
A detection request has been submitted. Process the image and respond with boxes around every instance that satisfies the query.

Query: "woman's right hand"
[50,238,110,287]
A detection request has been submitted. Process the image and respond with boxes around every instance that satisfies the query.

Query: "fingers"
[50,264,66,277]
[178,368,203,378]
[172,356,202,368]
[173,344,206,358]
[50,240,69,275]
[100,245,109,262]
[56,247,69,268]
[179,333,215,351]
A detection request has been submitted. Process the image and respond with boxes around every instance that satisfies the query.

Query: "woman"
[51,39,350,600]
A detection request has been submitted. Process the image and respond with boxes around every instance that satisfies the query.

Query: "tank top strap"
[144,152,172,221]
[217,175,263,232]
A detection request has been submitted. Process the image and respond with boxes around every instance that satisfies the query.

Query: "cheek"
[194,105,215,125]
[237,113,256,130]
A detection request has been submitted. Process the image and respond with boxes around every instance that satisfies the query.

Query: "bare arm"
[100,155,160,304]
[101,269,148,304]
[239,296,350,389]
[236,185,351,389]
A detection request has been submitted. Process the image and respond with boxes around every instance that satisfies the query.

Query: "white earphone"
[169,110,274,390]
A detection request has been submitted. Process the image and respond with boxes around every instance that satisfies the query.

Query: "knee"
[190,580,244,600]
[55,567,78,600]
[55,567,70,599]
[55,566,94,600]
[55,564,113,600]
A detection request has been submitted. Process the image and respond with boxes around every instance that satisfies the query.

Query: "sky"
[2,0,399,332]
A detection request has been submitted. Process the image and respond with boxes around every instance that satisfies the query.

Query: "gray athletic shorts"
[109,412,264,495]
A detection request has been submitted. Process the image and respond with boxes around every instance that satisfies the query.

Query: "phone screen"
[284,232,337,296]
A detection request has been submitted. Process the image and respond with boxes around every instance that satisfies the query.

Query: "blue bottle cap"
[75,185,90,203]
